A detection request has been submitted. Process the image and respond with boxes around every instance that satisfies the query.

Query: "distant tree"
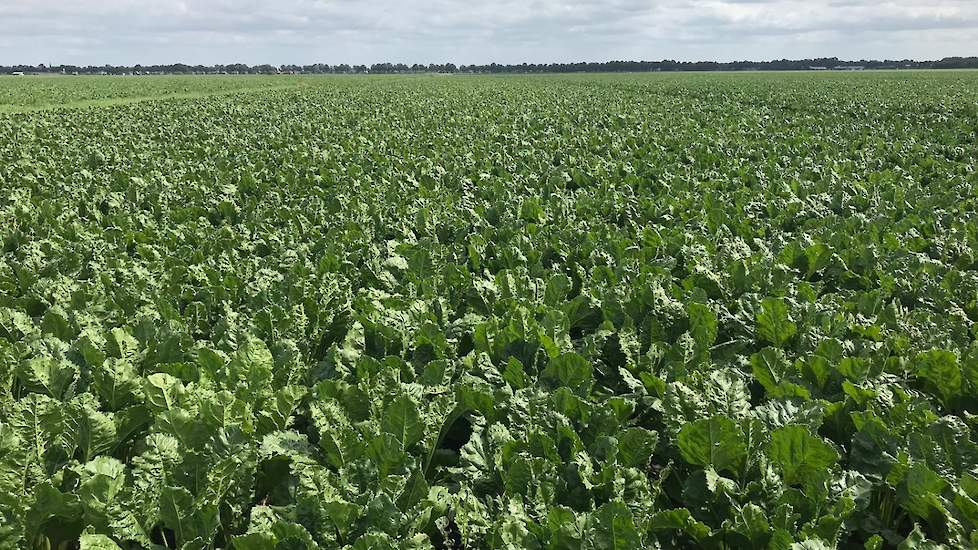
[2,56,978,76]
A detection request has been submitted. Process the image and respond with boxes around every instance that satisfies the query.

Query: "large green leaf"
[688,302,718,350]
[915,349,961,404]
[381,394,424,449]
[767,425,838,488]
[16,357,78,399]
[158,486,219,548]
[616,427,658,468]
[588,501,642,550]
[756,298,797,348]
[678,416,746,475]
[543,352,593,390]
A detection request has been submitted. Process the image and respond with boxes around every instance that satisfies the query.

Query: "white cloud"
[2,0,976,64]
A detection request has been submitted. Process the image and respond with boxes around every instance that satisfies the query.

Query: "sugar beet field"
[2,72,978,549]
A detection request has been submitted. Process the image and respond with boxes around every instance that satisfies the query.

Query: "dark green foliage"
[1,72,978,549]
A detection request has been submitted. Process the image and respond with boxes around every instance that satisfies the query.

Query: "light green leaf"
[864,534,884,550]
[688,302,718,349]
[256,385,307,435]
[502,357,527,389]
[897,524,947,550]
[729,503,769,547]
[91,358,142,411]
[16,356,78,399]
[143,373,184,412]
[159,486,194,545]
[915,349,961,403]
[543,352,592,389]
[79,533,123,550]
[381,395,424,449]
[897,462,948,524]
[105,328,141,361]
[792,540,833,550]
[588,501,642,550]
[678,415,746,475]
[751,347,809,399]
[767,425,838,487]
[757,297,797,348]
[66,395,117,462]
[616,427,658,468]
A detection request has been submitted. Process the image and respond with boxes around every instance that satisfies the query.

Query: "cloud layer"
[3,0,976,65]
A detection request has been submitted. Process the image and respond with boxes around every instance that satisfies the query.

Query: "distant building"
[11,71,24,76]
[833,65,865,71]
[809,66,828,70]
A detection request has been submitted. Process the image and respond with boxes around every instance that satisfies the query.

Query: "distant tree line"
[4,57,978,75]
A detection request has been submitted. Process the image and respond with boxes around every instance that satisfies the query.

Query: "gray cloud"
[2,0,976,64]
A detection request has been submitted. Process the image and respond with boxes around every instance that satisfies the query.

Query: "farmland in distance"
[2,72,978,549]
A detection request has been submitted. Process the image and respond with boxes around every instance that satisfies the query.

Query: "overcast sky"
[2,0,976,65]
